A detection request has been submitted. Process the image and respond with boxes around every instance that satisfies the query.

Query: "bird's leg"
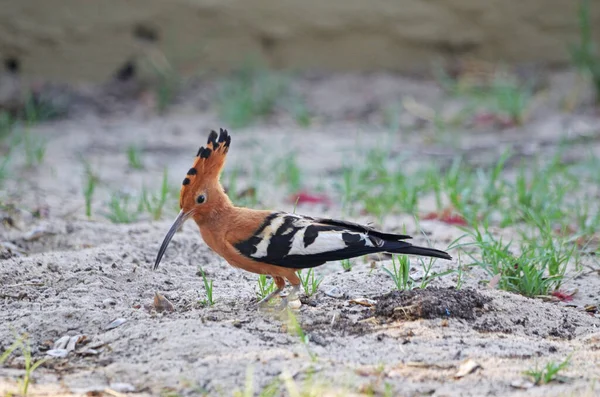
[275,272,302,311]
[257,276,286,308]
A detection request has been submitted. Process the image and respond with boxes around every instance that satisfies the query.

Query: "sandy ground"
[1,70,600,396]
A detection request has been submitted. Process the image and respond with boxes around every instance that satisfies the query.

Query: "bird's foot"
[274,285,301,311]
[255,287,284,310]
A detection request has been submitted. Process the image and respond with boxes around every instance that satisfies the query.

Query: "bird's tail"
[385,241,452,260]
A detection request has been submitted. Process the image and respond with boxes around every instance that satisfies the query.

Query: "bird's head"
[153,128,232,270]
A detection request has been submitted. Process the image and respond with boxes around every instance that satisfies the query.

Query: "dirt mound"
[373,287,490,321]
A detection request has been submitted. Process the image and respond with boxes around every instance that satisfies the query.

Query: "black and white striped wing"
[234,212,393,268]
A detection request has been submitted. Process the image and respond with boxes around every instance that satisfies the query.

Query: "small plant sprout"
[289,97,311,127]
[286,308,317,361]
[0,334,48,396]
[299,268,323,297]
[144,52,181,114]
[257,274,277,300]
[340,259,352,272]
[127,144,144,170]
[22,129,46,168]
[217,60,289,128]
[104,193,140,223]
[199,268,215,306]
[275,153,302,193]
[570,0,600,103]
[141,168,170,220]
[83,162,99,218]
[0,153,10,186]
[383,255,414,291]
[524,355,571,385]
[233,366,280,397]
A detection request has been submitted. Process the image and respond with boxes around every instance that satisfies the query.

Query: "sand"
[1,70,600,396]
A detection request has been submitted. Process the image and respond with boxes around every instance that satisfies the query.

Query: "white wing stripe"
[253,215,287,258]
[288,230,373,256]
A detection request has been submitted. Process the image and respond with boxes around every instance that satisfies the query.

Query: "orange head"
[154,128,232,270]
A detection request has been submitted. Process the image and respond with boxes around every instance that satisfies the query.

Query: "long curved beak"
[153,210,192,270]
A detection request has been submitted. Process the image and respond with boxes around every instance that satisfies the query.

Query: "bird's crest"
[180,128,231,208]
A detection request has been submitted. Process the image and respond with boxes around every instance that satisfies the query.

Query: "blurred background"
[1,0,599,117]
[0,0,599,231]
[1,0,600,236]
[2,2,600,396]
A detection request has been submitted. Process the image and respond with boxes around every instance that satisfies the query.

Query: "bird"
[153,129,452,309]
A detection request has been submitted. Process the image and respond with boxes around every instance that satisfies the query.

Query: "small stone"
[46,349,69,358]
[510,379,534,389]
[288,299,302,310]
[109,383,136,393]
[455,359,481,378]
[105,318,127,330]
[23,225,53,241]
[324,286,344,299]
[102,298,116,307]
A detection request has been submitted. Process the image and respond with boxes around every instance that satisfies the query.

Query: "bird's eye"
[196,194,206,204]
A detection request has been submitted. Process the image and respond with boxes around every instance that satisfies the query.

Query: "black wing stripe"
[314,217,412,240]
[234,212,282,257]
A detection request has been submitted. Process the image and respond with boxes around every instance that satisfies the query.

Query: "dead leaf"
[153,292,175,312]
[455,359,481,378]
[358,317,378,325]
[488,274,501,289]
[422,207,468,226]
[355,365,384,377]
[349,298,377,307]
[405,361,453,369]
[288,191,332,206]
[48,334,87,357]
[551,289,577,302]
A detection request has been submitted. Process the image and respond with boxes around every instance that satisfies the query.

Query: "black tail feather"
[386,242,452,260]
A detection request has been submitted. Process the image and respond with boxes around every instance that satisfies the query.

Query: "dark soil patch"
[373,287,491,321]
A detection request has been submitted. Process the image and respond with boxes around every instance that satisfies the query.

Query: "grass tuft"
[22,129,46,168]
[286,308,317,361]
[217,61,289,128]
[383,255,414,291]
[82,161,99,218]
[199,268,215,306]
[340,259,353,272]
[256,274,277,300]
[524,356,571,385]
[298,268,323,297]
[127,145,144,170]
[104,193,140,223]
[1,334,48,396]
[141,168,170,220]
[570,0,600,103]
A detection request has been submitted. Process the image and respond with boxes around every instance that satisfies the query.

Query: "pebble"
[324,286,344,299]
[109,383,136,393]
[105,318,127,330]
[102,298,117,307]
[287,299,302,310]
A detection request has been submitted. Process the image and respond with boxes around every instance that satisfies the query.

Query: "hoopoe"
[154,129,452,309]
